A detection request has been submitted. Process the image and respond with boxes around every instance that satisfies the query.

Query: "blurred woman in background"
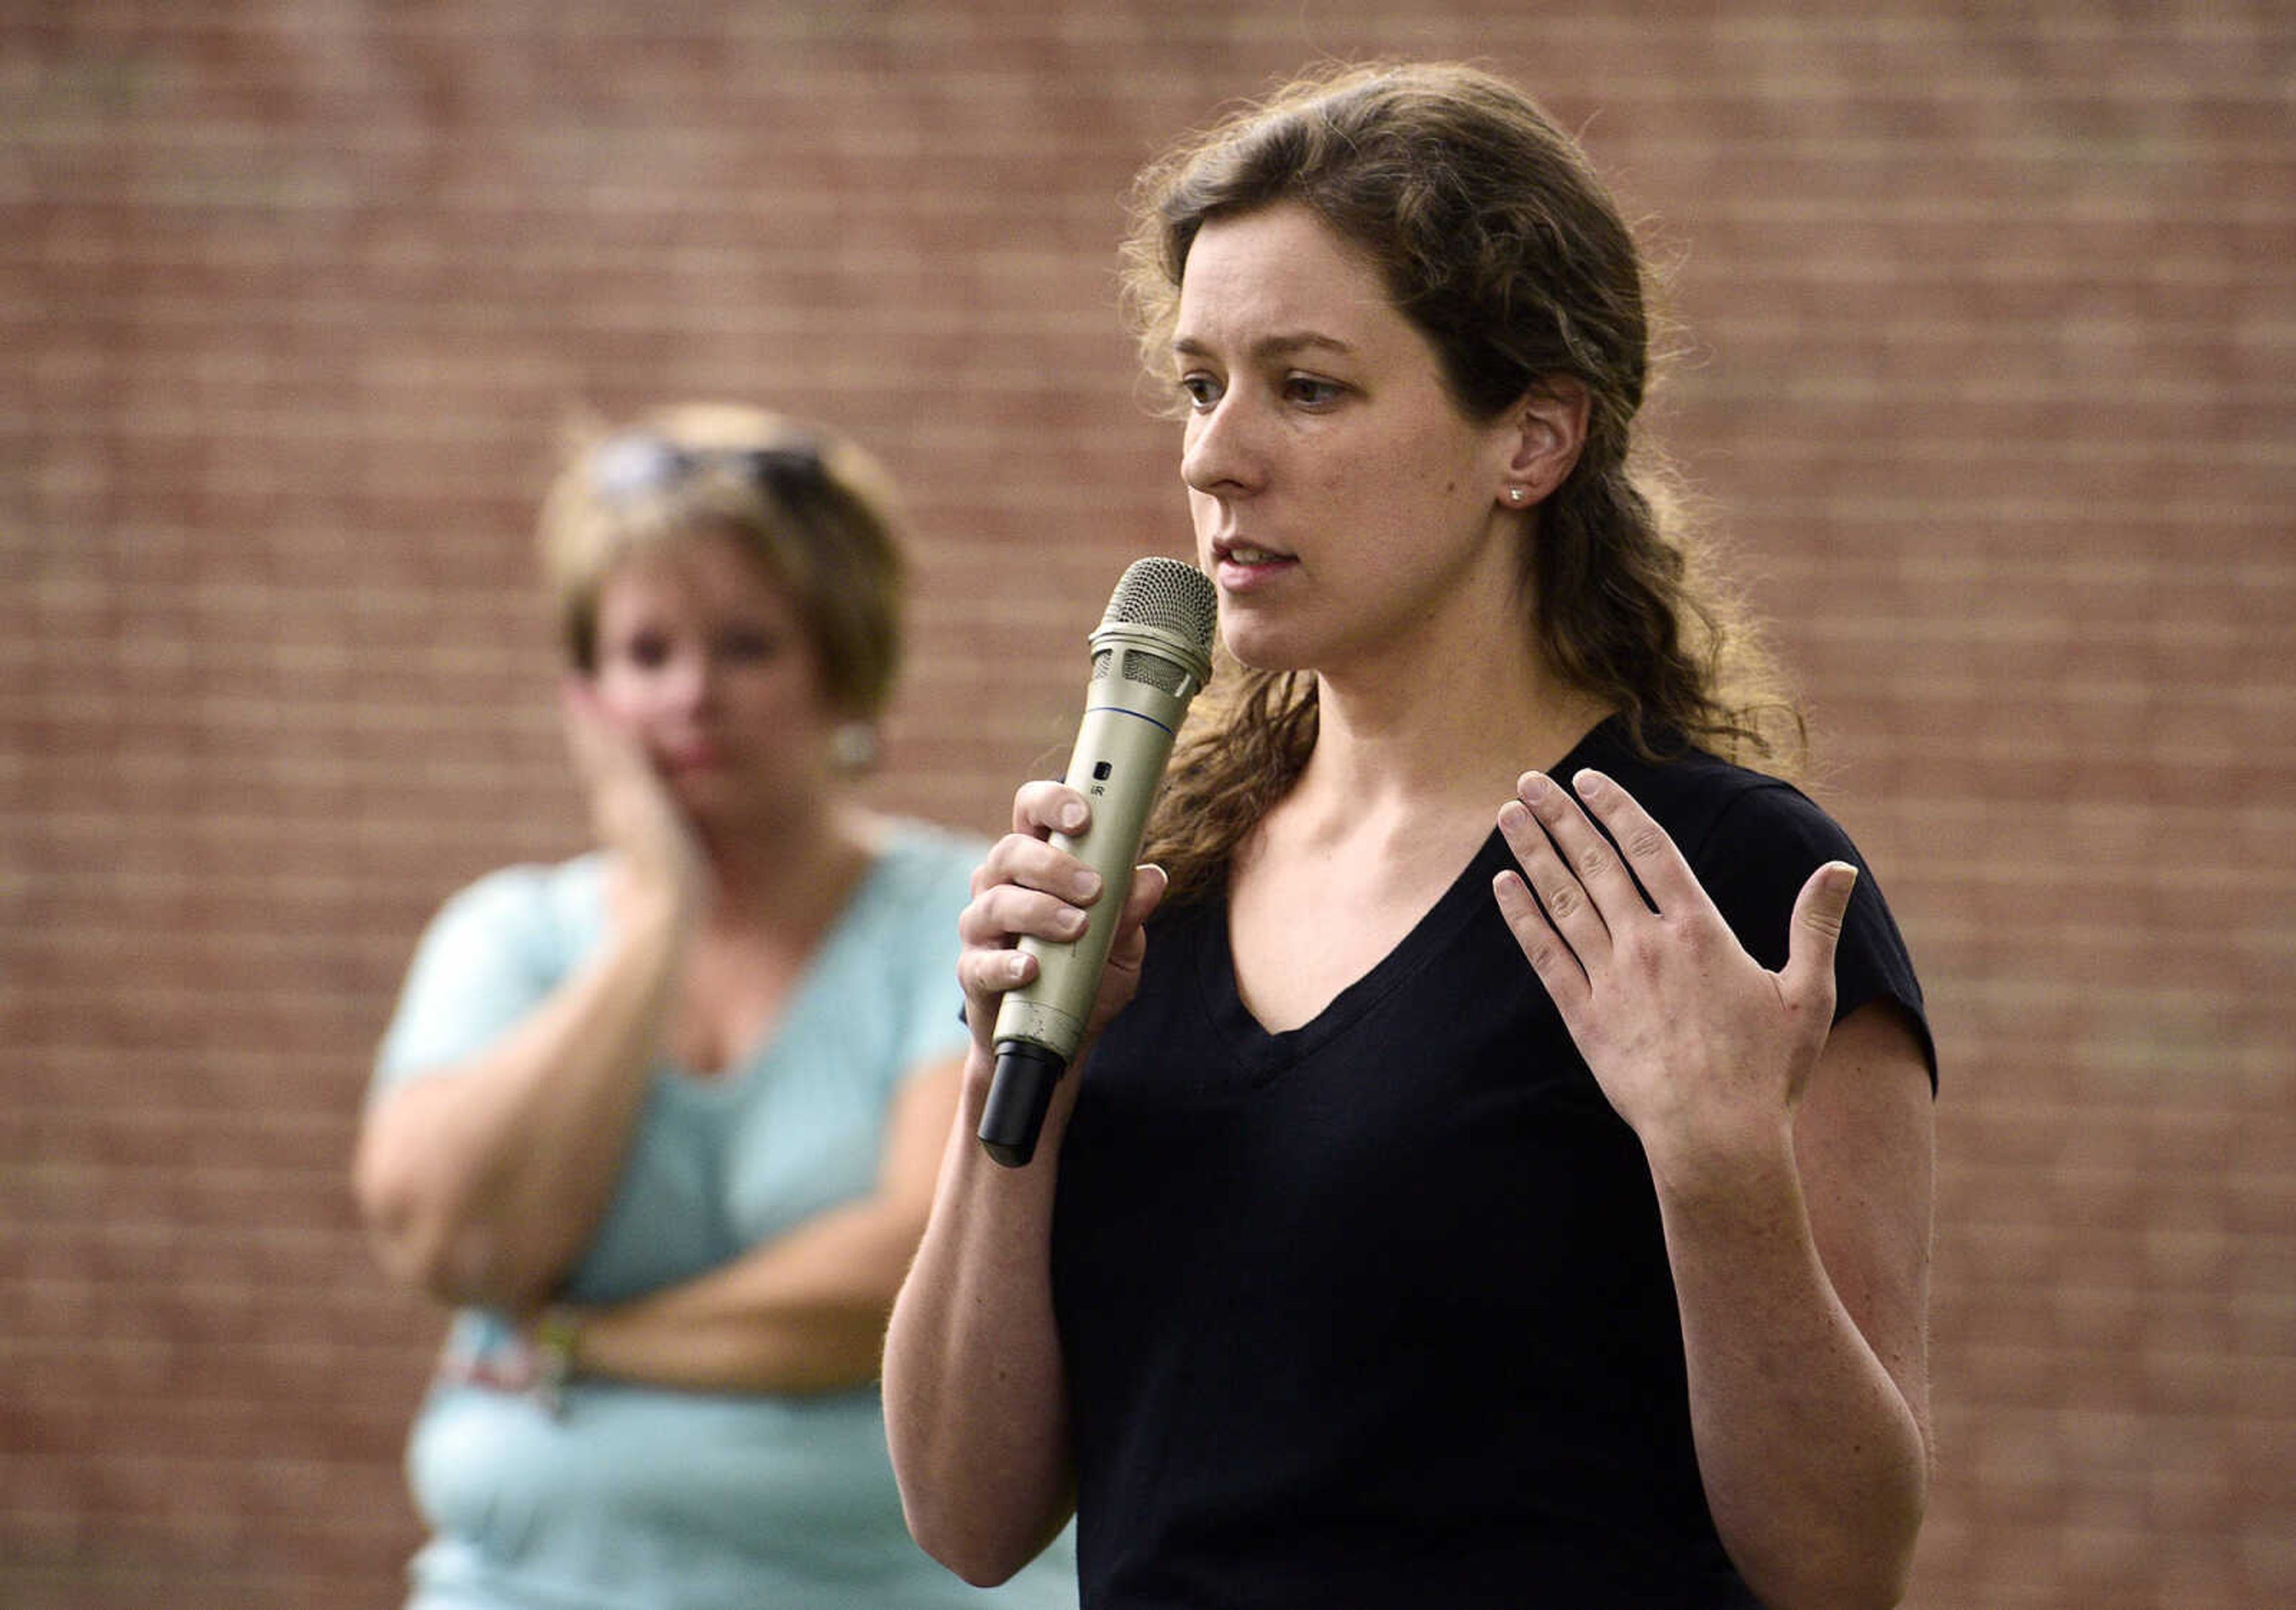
[356,402,1074,1609]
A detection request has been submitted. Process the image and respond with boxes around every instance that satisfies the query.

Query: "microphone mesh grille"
[1120,647,1190,695]
[1101,557,1217,657]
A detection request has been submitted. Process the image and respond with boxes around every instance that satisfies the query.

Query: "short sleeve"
[1692,785,1937,1087]
[883,831,984,1083]
[370,865,574,1101]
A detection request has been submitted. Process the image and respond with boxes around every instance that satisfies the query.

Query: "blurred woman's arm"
[354,684,704,1312]
[353,879,694,1312]
[546,1057,964,1394]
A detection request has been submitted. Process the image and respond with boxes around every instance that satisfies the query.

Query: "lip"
[1209,536,1297,591]
[658,740,728,774]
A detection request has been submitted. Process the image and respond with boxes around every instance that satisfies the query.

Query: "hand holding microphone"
[972,557,1218,1166]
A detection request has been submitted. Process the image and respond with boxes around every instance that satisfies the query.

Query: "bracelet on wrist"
[532,1305,582,1419]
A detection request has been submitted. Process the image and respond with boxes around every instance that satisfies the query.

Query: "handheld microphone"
[979,557,1218,1167]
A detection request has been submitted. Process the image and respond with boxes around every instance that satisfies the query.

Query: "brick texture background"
[4,4,2289,1607]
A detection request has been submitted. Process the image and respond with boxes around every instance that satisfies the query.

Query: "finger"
[558,676,609,766]
[1497,799,1589,960]
[559,675,631,749]
[956,879,1071,1021]
[1492,867,1590,1012]
[1505,771,1641,957]
[963,881,1091,949]
[559,673,596,721]
[1101,863,1168,977]
[1013,779,1091,839]
[1780,861,1855,1018]
[1568,769,1702,915]
[1114,862,1169,940]
[1497,787,1612,969]
[560,676,650,780]
[958,938,1037,1005]
[972,832,1105,909]
[1513,771,1652,930]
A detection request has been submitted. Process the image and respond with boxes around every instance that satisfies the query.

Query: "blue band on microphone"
[1080,704,1179,736]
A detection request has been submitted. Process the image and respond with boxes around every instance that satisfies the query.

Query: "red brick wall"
[4,5,2288,1606]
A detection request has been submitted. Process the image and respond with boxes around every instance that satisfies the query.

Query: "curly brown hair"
[1125,62,1803,903]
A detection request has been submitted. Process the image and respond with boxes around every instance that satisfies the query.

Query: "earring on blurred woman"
[832,721,878,772]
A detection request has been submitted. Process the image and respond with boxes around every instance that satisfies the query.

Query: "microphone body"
[979,558,1217,1166]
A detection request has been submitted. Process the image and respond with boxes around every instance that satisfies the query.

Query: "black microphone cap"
[980,1041,1071,1168]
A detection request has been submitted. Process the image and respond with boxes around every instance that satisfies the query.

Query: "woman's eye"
[622,631,672,670]
[718,625,780,663]
[1283,374,1345,407]
[1177,372,1222,410]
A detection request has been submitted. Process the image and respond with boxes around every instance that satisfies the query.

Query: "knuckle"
[959,888,1014,943]
[1618,931,1666,976]
[1625,826,1668,861]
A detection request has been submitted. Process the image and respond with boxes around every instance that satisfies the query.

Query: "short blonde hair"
[537,402,908,721]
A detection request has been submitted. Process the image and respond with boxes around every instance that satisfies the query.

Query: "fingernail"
[1519,771,1551,803]
[1073,869,1102,901]
[1058,801,1088,831]
[1006,953,1031,984]
[1059,908,1089,937]
[1573,769,1608,798]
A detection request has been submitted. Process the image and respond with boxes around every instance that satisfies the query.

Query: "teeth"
[1227,546,1281,564]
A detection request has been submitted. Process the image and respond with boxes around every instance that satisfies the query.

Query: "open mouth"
[1211,539,1297,581]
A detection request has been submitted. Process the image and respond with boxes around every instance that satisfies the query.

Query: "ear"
[1495,378,1590,510]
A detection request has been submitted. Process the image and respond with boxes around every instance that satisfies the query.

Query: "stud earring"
[831,722,878,772]
[1507,486,1528,505]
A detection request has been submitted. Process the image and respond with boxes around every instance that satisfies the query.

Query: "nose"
[1180,392,1263,500]
[658,646,714,712]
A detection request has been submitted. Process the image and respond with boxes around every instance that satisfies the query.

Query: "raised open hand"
[1492,768,1857,1184]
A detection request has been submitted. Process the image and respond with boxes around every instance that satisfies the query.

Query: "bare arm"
[353,683,704,1311]
[884,1045,1080,1585]
[353,887,691,1311]
[1661,1001,1933,1610]
[558,1056,966,1395]
[883,780,1164,1587]
[1494,767,1932,1609]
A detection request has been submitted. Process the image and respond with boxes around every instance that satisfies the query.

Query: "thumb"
[1123,863,1171,929]
[559,676,615,772]
[1105,864,1170,969]
[1782,860,1857,1013]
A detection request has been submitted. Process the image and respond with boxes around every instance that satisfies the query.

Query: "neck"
[1294,621,1610,830]
[695,793,879,933]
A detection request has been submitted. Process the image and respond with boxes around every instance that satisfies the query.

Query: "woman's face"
[1173,201,1525,682]
[586,528,835,824]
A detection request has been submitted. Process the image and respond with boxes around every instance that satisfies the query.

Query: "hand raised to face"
[560,675,709,929]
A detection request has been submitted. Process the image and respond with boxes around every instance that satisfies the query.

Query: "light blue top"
[371,823,1076,1610]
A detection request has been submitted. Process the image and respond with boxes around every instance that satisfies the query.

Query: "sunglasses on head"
[588,433,828,505]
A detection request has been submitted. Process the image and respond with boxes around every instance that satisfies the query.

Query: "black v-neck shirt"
[1051,718,1931,1609]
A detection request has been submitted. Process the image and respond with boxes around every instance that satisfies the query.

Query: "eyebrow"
[1171,331,1357,362]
